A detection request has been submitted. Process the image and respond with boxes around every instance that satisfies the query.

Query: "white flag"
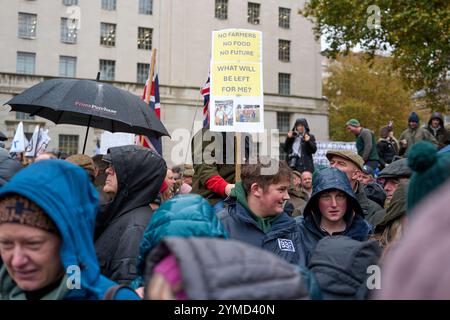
[36,128,51,156]
[10,122,28,153]
[25,125,40,157]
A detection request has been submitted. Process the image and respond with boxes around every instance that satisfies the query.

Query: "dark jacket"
[284,118,317,173]
[355,182,383,222]
[95,145,166,284]
[0,160,139,300]
[218,183,306,266]
[191,128,252,206]
[0,148,22,187]
[144,237,309,299]
[130,194,228,288]
[426,112,450,150]
[298,168,372,265]
[376,138,398,167]
[309,236,381,300]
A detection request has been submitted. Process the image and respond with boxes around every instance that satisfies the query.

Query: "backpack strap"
[103,284,133,300]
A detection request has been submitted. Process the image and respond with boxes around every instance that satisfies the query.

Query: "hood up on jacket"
[131,194,228,288]
[303,167,363,228]
[0,160,137,299]
[96,145,166,231]
[292,118,311,133]
[143,237,309,300]
[428,112,444,128]
[309,235,381,300]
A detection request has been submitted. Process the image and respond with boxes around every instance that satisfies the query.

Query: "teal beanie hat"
[407,141,450,211]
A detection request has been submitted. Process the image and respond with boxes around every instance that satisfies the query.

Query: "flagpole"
[146,48,157,104]
[142,48,157,146]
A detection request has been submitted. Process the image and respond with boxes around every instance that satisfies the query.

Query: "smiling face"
[0,223,64,292]
[249,179,290,217]
[318,190,348,224]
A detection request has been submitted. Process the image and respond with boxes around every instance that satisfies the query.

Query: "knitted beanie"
[407,141,450,211]
[408,112,420,123]
[0,194,59,234]
[154,254,187,300]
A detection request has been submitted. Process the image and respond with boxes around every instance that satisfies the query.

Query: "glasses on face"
[319,193,347,202]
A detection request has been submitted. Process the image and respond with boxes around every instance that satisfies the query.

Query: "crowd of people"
[0,110,450,300]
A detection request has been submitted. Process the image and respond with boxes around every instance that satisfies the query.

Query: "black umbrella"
[4,77,170,153]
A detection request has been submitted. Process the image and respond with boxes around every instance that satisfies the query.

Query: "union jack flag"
[138,73,162,154]
[201,76,210,129]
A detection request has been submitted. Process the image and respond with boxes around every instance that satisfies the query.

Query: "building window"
[18,13,37,39]
[248,2,260,25]
[16,52,36,74]
[279,40,291,62]
[277,112,290,133]
[100,23,116,46]
[59,56,76,77]
[102,0,116,10]
[137,27,152,50]
[16,112,35,120]
[215,0,228,20]
[99,59,115,81]
[279,7,290,28]
[59,134,79,156]
[62,0,78,5]
[137,63,150,84]
[60,18,78,43]
[139,0,153,15]
[278,73,291,95]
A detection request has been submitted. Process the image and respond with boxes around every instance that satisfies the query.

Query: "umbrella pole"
[82,115,92,154]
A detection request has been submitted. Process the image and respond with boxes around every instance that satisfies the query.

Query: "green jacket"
[356,128,379,162]
[190,128,237,205]
[0,266,69,300]
[355,182,383,222]
[399,126,438,156]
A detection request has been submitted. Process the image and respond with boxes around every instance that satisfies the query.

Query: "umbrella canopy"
[5,78,170,140]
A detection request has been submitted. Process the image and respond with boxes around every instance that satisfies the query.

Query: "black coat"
[376,139,398,167]
[94,145,166,284]
[284,118,317,173]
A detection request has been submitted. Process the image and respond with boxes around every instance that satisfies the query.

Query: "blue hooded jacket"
[298,167,371,265]
[130,194,228,289]
[0,160,139,300]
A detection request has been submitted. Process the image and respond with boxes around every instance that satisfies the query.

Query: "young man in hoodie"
[218,158,306,266]
[426,112,450,150]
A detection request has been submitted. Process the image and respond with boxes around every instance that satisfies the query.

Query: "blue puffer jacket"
[0,160,139,300]
[130,194,228,289]
[298,168,372,265]
[219,197,306,267]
